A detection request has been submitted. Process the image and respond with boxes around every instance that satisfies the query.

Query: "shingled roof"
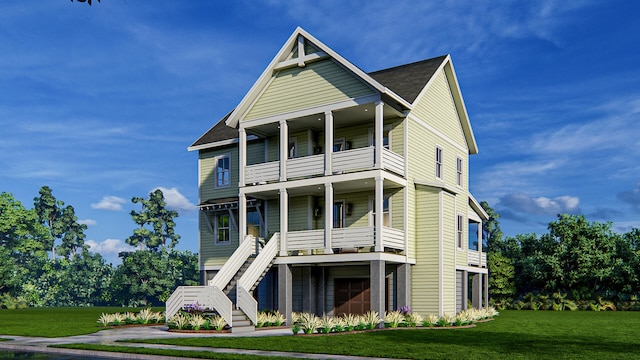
[190,55,448,149]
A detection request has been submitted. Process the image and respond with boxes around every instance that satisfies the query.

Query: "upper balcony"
[245,146,404,185]
[240,101,406,187]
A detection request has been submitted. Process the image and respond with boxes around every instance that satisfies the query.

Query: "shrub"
[168,313,189,330]
[362,311,382,330]
[291,324,301,335]
[422,314,439,327]
[97,313,115,327]
[210,315,227,331]
[342,313,360,331]
[299,313,320,334]
[384,310,405,328]
[318,316,335,334]
[405,312,423,327]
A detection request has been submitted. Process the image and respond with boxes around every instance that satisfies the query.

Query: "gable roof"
[368,55,447,104]
[190,28,477,154]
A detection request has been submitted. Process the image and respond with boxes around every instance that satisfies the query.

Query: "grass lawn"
[125,311,640,359]
[0,307,147,337]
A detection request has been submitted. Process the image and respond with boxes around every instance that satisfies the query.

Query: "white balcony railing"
[287,229,324,251]
[332,147,374,173]
[287,154,324,179]
[245,161,279,184]
[332,226,375,248]
[468,250,487,266]
[382,148,405,176]
[382,226,405,250]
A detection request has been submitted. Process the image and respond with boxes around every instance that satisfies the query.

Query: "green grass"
[52,344,290,360]
[0,307,149,337]
[125,311,640,359]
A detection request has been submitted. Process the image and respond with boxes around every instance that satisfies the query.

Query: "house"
[167,27,489,332]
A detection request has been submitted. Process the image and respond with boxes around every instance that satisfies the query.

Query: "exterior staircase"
[166,233,279,332]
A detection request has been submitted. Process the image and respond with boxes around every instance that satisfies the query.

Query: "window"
[456,214,464,248]
[215,213,230,244]
[368,127,390,149]
[435,146,443,180]
[333,138,345,152]
[215,155,230,188]
[456,157,463,187]
[370,196,390,227]
[333,201,345,228]
[288,137,297,159]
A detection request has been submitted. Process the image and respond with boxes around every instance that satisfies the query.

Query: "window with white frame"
[456,214,464,248]
[288,137,297,159]
[333,138,345,152]
[333,201,345,228]
[215,213,230,244]
[456,157,463,187]
[215,155,231,188]
[368,127,390,149]
[435,146,443,180]
[369,195,390,227]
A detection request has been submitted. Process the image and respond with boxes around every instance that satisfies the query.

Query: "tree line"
[482,202,640,309]
[0,187,198,308]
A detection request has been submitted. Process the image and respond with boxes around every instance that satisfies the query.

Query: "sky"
[1,1,639,264]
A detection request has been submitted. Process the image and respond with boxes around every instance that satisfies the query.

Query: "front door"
[334,278,370,315]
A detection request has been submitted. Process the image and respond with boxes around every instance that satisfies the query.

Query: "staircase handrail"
[165,286,214,320]
[209,235,256,288]
[211,285,233,327]
[237,233,279,325]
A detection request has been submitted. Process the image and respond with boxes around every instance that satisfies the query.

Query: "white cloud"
[499,193,581,216]
[78,219,97,226]
[153,187,196,212]
[86,239,136,256]
[91,196,127,211]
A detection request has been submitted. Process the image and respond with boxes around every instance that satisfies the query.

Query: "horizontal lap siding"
[267,199,280,235]
[246,140,265,165]
[288,196,309,231]
[244,60,374,121]
[412,188,440,315]
[199,147,239,201]
[200,211,239,267]
[442,192,456,314]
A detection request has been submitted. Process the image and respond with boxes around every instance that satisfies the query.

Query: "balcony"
[244,147,404,185]
[468,250,487,267]
[285,226,405,254]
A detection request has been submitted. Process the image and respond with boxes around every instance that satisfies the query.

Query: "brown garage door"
[334,278,370,315]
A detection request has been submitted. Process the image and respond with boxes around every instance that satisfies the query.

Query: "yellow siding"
[200,211,239,267]
[244,59,375,121]
[412,187,440,315]
[410,70,467,149]
[199,147,239,202]
[442,192,456,314]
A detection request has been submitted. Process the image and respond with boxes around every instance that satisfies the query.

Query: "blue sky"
[1,1,639,264]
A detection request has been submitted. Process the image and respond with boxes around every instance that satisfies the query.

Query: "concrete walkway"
[0,325,401,360]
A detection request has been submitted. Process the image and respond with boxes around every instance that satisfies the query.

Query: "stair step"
[232,320,252,327]
[231,325,255,333]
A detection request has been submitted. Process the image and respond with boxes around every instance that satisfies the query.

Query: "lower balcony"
[468,250,487,267]
[284,226,405,255]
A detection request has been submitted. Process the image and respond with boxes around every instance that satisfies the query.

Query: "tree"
[480,201,504,252]
[127,189,180,251]
[487,252,516,306]
[33,186,88,261]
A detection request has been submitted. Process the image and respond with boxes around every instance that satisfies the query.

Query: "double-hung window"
[435,146,443,180]
[215,213,230,244]
[215,155,231,188]
[333,201,345,228]
[370,196,390,227]
[456,157,463,187]
[456,214,464,248]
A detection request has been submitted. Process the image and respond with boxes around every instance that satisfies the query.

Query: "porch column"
[484,274,489,308]
[280,119,288,181]
[324,111,333,176]
[477,221,483,266]
[396,263,412,310]
[239,127,246,187]
[374,176,384,252]
[462,270,469,310]
[239,191,247,244]
[374,100,384,168]
[472,273,482,309]
[278,264,293,326]
[370,260,386,328]
[279,188,288,256]
[324,182,334,254]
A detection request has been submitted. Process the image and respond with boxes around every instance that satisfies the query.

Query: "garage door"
[334,278,370,315]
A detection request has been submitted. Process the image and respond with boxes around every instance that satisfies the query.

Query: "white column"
[324,182,333,254]
[279,188,288,256]
[324,111,333,176]
[374,101,384,168]
[478,221,483,266]
[239,127,246,187]
[280,120,288,182]
[239,191,247,244]
[375,176,384,252]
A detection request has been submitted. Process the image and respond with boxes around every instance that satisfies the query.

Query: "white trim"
[407,114,467,153]
[275,51,329,71]
[456,212,464,249]
[200,265,223,271]
[333,199,346,229]
[456,265,488,274]
[435,145,444,181]
[214,212,231,245]
[414,179,460,195]
[456,156,463,188]
[240,94,381,129]
[273,251,415,265]
[438,191,444,315]
[188,135,259,152]
[368,194,391,227]
[469,193,489,220]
